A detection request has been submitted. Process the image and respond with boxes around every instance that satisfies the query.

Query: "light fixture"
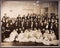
[37,4,39,6]
[33,3,36,6]
[36,1,39,4]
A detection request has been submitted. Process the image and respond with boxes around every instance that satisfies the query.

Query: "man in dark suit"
[39,21,44,31]
[21,27,25,33]
[30,21,34,30]
[53,23,58,39]
[4,17,11,38]
[25,20,29,29]
[22,15,25,19]
[17,14,21,20]
[1,13,8,42]
[34,21,38,29]
[1,14,7,30]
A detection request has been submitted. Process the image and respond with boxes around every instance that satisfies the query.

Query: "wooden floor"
[1,42,58,47]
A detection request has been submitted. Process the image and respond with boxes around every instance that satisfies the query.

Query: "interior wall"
[1,1,58,18]
[1,1,40,18]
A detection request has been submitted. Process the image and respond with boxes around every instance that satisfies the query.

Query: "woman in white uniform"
[49,30,59,45]
[50,30,56,41]
[16,30,25,42]
[23,29,30,42]
[28,28,36,42]
[4,29,18,42]
[42,29,51,45]
[35,29,43,43]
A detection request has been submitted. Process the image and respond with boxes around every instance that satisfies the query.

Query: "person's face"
[12,20,15,23]
[41,22,43,26]
[31,22,33,24]
[22,21,23,24]
[35,22,37,25]
[10,22,13,25]
[19,28,21,30]
[19,18,21,21]
[42,18,44,20]
[43,28,45,31]
[34,19,36,21]
[51,19,54,22]
[22,27,24,30]
[39,20,42,23]
[16,29,18,31]
[47,23,49,25]
[55,24,58,27]
[21,31,23,33]
[38,29,41,32]
[3,18,5,21]
[18,15,20,17]
[45,30,49,34]
[44,20,47,24]
[31,18,33,21]
[3,16,5,19]
[51,23,53,26]
[48,19,50,22]
[28,16,29,18]
[34,28,37,30]
[55,20,57,23]
[56,16,58,19]
[36,16,38,18]
[51,31,53,34]
[4,13,7,16]
[22,19,24,22]
[6,19,9,22]
[45,20,47,22]
[27,14,29,16]
[38,19,40,21]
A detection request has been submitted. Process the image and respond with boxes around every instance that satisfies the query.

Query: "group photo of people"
[1,13,59,45]
[1,1,59,46]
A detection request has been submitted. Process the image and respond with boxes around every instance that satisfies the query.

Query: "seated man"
[4,29,18,42]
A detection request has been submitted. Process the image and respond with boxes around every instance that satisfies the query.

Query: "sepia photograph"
[1,0,59,47]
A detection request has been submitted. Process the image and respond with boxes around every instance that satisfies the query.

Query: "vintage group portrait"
[0,0,60,47]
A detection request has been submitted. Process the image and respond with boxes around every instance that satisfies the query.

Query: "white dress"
[42,37,51,45]
[42,33,51,45]
[4,30,18,42]
[16,32,24,42]
[35,31,43,43]
[50,33,56,41]
[36,37,43,43]
[28,30,36,42]
[50,40,59,45]
[17,30,30,42]
[23,31,30,42]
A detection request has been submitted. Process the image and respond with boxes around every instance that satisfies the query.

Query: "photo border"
[0,0,60,48]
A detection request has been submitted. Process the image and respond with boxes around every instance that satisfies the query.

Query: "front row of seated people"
[4,28,59,45]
